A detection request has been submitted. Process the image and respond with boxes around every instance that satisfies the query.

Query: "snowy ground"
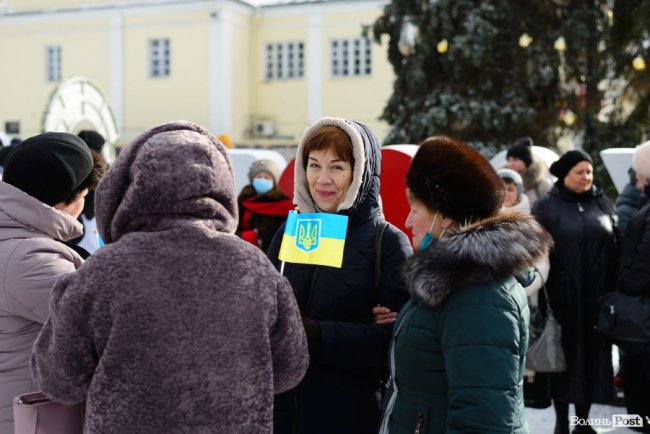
[526,402,640,433]
[525,347,645,433]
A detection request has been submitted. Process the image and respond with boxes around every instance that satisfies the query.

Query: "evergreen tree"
[372,0,650,185]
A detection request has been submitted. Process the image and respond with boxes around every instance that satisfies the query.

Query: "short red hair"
[301,125,354,170]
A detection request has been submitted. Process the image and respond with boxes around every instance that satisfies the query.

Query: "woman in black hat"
[532,150,617,434]
[505,136,553,206]
[0,132,105,434]
[378,136,552,434]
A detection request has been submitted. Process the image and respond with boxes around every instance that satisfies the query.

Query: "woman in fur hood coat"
[378,136,552,434]
[267,117,412,434]
[30,121,309,434]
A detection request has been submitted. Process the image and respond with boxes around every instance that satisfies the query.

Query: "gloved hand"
[302,317,322,359]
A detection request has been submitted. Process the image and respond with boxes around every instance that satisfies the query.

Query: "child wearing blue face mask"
[236,159,294,252]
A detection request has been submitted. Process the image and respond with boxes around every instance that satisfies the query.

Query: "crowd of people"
[0,119,649,434]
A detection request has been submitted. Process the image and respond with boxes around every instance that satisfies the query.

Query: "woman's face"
[564,161,593,193]
[254,172,274,182]
[306,147,353,213]
[405,191,443,250]
[505,157,527,174]
[503,182,519,207]
[54,188,88,219]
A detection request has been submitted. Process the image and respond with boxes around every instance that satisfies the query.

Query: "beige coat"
[0,181,84,434]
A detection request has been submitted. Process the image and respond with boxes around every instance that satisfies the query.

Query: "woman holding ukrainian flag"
[267,117,413,434]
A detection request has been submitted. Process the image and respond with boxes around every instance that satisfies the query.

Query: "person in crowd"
[612,165,647,391]
[498,168,531,212]
[267,117,412,434]
[532,149,618,434]
[617,140,650,433]
[616,167,647,235]
[497,167,550,293]
[71,130,109,253]
[377,136,551,434]
[236,159,294,252]
[505,136,553,205]
[0,132,103,434]
[30,121,309,434]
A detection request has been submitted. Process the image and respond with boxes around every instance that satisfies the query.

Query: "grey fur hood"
[95,121,238,243]
[522,155,550,189]
[293,117,381,224]
[402,209,552,308]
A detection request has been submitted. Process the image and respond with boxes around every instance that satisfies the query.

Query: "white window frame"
[330,37,372,77]
[149,38,170,78]
[263,41,304,81]
[45,45,61,82]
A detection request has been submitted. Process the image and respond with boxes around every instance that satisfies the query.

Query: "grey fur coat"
[30,121,309,434]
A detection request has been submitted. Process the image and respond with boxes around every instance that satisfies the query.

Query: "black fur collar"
[402,209,553,308]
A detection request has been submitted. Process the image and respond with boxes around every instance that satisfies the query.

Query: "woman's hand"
[373,305,398,324]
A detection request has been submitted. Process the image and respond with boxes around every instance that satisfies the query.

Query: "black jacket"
[532,184,617,404]
[618,186,650,297]
[268,118,412,434]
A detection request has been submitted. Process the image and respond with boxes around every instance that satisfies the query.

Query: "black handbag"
[595,292,650,343]
[523,372,552,409]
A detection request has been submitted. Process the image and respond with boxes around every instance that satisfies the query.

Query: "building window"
[45,45,61,82]
[330,37,372,77]
[149,38,170,78]
[263,41,304,81]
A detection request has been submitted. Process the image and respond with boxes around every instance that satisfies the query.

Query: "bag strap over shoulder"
[373,221,389,304]
[535,267,555,318]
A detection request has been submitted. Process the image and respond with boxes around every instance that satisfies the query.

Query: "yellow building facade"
[0,0,394,147]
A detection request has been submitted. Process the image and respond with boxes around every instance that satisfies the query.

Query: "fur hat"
[506,137,533,168]
[632,140,650,179]
[497,168,523,199]
[549,149,592,180]
[248,159,279,184]
[406,136,504,223]
[77,130,105,153]
[3,132,93,206]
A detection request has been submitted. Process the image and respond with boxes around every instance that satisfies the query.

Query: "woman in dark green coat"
[378,136,553,434]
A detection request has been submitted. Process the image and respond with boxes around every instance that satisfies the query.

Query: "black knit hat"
[77,130,105,153]
[506,137,534,168]
[406,136,504,223]
[549,149,592,181]
[3,132,93,206]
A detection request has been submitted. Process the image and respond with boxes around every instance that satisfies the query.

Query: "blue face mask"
[252,178,273,195]
[418,213,446,251]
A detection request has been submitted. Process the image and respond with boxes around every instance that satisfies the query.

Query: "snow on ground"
[526,402,641,433]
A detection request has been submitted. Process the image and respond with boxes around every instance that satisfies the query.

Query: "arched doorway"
[41,76,120,164]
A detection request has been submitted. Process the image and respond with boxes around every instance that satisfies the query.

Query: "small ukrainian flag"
[279,211,348,268]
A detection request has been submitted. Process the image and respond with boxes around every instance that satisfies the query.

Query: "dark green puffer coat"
[379,210,553,434]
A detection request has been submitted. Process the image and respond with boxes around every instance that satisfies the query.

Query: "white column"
[209,8,233,136]
[109,14,124,135]
[307,14,322,124]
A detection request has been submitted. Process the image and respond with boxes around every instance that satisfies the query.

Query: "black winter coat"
[615,183,642,235]
[617,191,650,356]
[532,184,617,404]
[619,192,650,298]
[268,118,412,434]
